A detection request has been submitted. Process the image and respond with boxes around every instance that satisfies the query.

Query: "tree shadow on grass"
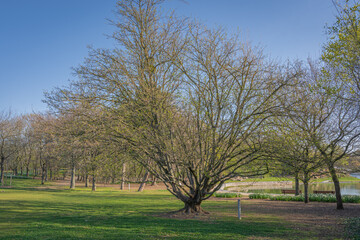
[0,190,299,240]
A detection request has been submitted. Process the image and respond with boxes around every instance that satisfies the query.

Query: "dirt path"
[233,198,359,238]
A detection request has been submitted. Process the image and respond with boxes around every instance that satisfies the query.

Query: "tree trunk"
[45,164,48,182]
[183,200,205,214]
[41,164,45,185]
[121,163,126,190]
[295,174,300,195]
[26,166,29,177]
[49,169,53,181]
[304,181,309,203]
[151,177,157,186]
[138,171,149,192]
[70,165,76,189]
[20,167,23,176]
[92,176,96,191]
[328,164,344,210]
[85,174,88,188]
[0,156,5,186]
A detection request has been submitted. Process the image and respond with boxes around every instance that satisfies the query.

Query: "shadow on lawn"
[0,188,296,239]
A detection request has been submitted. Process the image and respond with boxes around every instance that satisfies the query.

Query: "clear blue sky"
[0,0,335,114]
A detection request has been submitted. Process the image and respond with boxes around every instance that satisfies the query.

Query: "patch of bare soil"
[228,198,359,238]
[155,208,212,220]
[156,197,360,238]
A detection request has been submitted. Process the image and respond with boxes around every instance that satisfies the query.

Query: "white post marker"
[128,183,130,191]
[238,199,241,220]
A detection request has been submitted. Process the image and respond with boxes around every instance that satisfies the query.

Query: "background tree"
[0,111,23,185]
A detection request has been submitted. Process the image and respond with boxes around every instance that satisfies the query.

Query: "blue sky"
[0,0,335,114]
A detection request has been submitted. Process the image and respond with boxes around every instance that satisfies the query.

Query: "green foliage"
[213,192,241,198]
[345,217,360,240]
[249,193,272,199]
[269,195,304,202]
[249,193,360,203]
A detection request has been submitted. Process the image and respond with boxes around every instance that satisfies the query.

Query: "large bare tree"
[45,0,292,213]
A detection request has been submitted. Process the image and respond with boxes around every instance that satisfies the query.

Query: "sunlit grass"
[0,179,309,239]
[226,175,360,184]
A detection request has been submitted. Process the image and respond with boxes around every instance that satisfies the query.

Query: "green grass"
[0,179,308,239]
[226,177,293,183]
[1,177,52,188]
[345,217,360,240]
[311,176,360,183]
[226,175,360,184]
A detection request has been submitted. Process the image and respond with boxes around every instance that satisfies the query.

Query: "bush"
[343,195,360,203]
[270,194,303,202]
[249,193,271,199]
[214,192,241,198]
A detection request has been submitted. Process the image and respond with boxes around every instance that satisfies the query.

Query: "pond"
[227,173,360,195]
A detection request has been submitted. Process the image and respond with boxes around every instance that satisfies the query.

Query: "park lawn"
[0,180,311,240]
[227,175,360,184]
[311,176,360,182]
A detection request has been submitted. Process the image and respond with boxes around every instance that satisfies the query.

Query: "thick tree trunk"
[0,156,5,186]
[70,165,76,189]
[304,181,309,203]
[295,175,300,195]
[26,166,29,177]
[92,176,96,191]
[328,164,344,210]
[138,171,149,192]
[121,163,126,190]
[183,200,206,214]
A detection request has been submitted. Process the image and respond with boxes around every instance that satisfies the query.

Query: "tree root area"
[155,207,210,220]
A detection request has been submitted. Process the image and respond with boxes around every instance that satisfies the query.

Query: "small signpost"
[237,199,241,220]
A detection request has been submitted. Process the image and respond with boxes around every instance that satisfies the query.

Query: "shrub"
[214,192,241,198]
[249,193,360,203]
[249,193,271,199]
[269,194,303,202]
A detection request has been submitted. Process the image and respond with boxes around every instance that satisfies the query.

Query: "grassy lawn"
[227,175,360,183]
[0,179,310,239]
[311,176,360,182]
